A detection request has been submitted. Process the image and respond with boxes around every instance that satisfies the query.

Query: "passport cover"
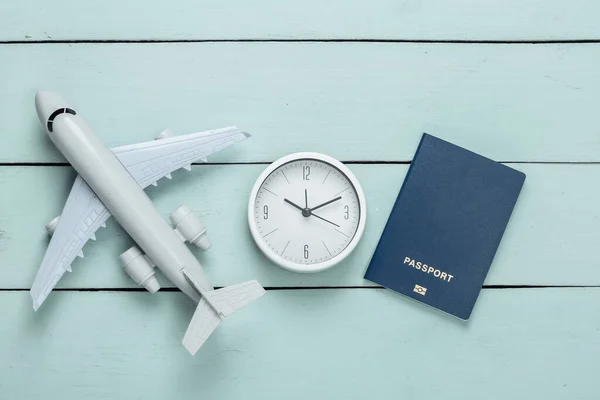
[364,134,525,319]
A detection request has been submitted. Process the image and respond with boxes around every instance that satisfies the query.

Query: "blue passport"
[364,134,525,319]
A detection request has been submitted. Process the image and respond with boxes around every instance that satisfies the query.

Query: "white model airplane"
[31,91,265,355]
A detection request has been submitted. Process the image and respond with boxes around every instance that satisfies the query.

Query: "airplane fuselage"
[46,111,210,302]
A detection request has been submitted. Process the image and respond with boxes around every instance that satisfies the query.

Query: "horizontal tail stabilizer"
[182,280,266,355]
[206,280,266,318]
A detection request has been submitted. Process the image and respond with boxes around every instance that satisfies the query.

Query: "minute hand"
[309,196,342,212]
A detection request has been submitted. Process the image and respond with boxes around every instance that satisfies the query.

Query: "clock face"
[249,153,366,272]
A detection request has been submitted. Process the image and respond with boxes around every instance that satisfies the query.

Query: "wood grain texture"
[0,289,598,399]
[0,0,599,41]
[2,43,600,163]
[1,163,598,290]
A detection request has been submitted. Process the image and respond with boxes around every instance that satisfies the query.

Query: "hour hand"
[284,198,305,212]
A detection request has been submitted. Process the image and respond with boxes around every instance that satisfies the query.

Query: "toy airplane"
[31,91,265,355]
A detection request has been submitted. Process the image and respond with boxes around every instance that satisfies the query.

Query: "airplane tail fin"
[182,280,266,355]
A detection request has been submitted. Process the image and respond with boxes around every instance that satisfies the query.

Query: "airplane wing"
[182,280,265,355]
[31,126,250,310]
[31,175,110,310]
[111,126,250,189]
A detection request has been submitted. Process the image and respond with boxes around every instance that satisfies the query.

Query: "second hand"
[311,212,340,227]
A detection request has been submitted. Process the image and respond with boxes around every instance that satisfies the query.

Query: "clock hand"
[305,189,308,209]
[284,198,305,213]
[309,196,342,213]
[311,212,340,228]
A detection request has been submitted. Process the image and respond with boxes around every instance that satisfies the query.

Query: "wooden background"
[1,1,600,399]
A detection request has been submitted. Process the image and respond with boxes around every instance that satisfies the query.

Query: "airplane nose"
[35,91,75,132]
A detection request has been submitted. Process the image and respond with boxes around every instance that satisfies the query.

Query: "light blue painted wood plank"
[0,0,599,41]
[0,289,598,399]
[1,43,600,163]
[0,164,598,289]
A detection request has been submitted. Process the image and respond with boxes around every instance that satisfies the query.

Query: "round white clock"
[248,152,366,273]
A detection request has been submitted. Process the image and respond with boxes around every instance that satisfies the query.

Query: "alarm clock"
[248,152,366,273]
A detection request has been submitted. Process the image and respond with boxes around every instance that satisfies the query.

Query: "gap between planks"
[2,161,600,167]
[3,39,600,45]
[0,285,598,292]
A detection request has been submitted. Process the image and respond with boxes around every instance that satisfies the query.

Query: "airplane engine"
[155,129,175,140]
[170,204,211,250]
[45,216,60,236]
[119,246,160,293]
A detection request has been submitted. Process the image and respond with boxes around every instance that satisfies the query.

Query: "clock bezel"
[248,152,367,273]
